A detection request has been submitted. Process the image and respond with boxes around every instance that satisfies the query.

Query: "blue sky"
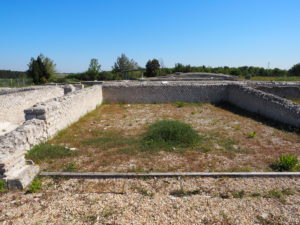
[0,0,299,72]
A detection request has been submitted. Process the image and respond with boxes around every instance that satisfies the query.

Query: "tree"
[144,59,160,77]
[289,63,300,76]
[112,53,139,73]
[85,58,101,80]
[27,54,56,84]
[88,58,101,73]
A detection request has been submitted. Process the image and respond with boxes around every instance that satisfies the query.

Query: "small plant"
[247,131,256,138]
[63,162,77,172]
[250,192,261,197]
[142,120,201,150]
[170,189,200,197]
[0,179,7,193]
[175,102,185,108]
[264,189,284,199]
[270,154,299,171]
[135,186,154,197]
[232,190,246,198]
[27,178,42,193]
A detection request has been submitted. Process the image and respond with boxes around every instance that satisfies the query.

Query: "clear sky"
[0,0,299,72]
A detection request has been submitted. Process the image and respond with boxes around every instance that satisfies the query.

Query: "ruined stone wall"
[102,81,300,128]
[25,85,102,136]
[254,86,300,99]
[227,85,300,127]
[102,81,228,103]
[0,85,102,188]
[0,86,64,125]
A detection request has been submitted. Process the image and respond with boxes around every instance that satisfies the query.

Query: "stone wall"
[0,86,64,125]
[103,81,300,128]
[0,85,102,188]
[227,84,300,127]
[102,81,228,104]
[25,85,102,136]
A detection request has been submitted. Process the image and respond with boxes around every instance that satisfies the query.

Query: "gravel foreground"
[0,177,300,225]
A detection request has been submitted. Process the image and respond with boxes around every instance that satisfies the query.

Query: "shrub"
[270,154,299,171]
[26,143,77,163]
[142,120,201,150]
[27,178,42,193]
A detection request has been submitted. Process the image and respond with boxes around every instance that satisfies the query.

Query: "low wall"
[227,85,300,127]
[102,81,300,128]
[25,85,103,136]
[102,81,228,103]
[0,86,64,125]
[255,86,300,99]
[0,85,103,188]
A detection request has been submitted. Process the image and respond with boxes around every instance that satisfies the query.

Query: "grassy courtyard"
[26,103,300,172]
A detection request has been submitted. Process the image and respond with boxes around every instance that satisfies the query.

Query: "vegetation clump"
[0,179,7,193]
[26,143,77,163]
[142,120,201,150]
[27,178,42,193]
[270,154,299,171]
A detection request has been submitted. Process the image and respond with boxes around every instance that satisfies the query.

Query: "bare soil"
[37,103,300,172]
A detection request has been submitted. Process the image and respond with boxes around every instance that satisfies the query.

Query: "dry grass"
[30,103,300,172]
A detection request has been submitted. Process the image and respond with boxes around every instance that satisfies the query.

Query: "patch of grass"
[26,143,77,163]
[174,102,185,108]
[27,178,42,193]
[217,138,241,152]
[247,131,256,138]
[81,131,137,149]
[287,98,300,104]
[270,154,299,171]
[232,190,246,198]
[63,162,77,172]
[0,179,7,193]
[142,120,201,151]
[263,189,292,200]
[134,186,154,197]
[250,192,261,197]
[170,189,201,197]
[251,76,300,81]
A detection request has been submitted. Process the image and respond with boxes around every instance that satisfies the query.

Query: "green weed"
[26,143,77,163]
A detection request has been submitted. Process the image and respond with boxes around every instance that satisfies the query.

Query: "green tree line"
[1,54,300,84]
[0,70,27,78]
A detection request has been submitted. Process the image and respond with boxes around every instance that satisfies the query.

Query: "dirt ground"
[0,177,299,225]
[33,103,300,173]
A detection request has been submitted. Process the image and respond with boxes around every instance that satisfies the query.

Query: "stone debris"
[0,177,299,224]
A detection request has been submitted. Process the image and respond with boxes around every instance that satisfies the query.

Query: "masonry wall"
[255,86,300,99]
[24,85,102,136]
[0,85,103,188]
[102,81,228,103]
[227,85,300,127]
[0,86,64,125]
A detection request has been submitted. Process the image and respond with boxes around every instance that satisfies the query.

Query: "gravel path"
[0,177,299,224]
